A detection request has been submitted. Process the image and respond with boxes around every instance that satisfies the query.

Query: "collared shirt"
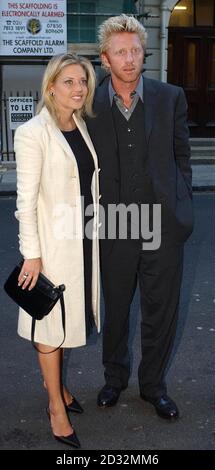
[109,75,144,121]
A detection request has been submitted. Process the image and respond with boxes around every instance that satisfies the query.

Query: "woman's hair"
[37,53,96,121]
[98,14,147,55]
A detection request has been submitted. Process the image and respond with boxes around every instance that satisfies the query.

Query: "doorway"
[168,0,215,137]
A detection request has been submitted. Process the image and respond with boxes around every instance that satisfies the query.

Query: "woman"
[14,53,100,448]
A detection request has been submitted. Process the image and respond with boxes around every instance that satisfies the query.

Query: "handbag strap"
[31,293,66,354]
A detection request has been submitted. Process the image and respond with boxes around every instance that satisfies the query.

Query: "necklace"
[61,126,77,132]
[59,116,76,132]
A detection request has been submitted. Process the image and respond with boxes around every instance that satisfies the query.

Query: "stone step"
[190,139,215,163]
[191,147,215,157]
[191,157,215,164]
[190,138,215,147]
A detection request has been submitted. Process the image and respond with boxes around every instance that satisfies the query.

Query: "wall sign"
[0,1,67,56]
[9,96,34,129]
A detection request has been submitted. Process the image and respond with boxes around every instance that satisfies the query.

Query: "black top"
[62,127,95,210]
[61,127,95,335]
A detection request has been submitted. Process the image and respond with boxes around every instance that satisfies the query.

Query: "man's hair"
[37,53,96,122]
[98,14,147,54]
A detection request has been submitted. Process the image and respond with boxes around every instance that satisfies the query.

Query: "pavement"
[0,157,215,458]
[0,164,215,195]
[0,194,215,455]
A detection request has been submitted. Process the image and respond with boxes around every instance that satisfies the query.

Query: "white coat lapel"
[53,126,78,162]
[39,107,98,169]
[39,107,77,163]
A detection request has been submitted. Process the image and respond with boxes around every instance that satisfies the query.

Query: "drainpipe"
[160,1,169,82]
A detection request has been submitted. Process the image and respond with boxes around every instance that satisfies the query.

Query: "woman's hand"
[18,258,42,291]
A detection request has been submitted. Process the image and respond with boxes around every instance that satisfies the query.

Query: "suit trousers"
[101,236,184,399]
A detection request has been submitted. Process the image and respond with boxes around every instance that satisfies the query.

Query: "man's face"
[101,32,144,84]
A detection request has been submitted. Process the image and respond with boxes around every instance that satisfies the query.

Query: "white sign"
[9,97,34,129]
[0,1,67,56]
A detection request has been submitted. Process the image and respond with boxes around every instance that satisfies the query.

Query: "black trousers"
[101,237,184,399]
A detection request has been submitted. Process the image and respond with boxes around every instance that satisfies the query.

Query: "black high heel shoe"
[46,407,81,449]
[65,396,84,414]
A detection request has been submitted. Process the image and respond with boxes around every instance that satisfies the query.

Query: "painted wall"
[140,0,178,80]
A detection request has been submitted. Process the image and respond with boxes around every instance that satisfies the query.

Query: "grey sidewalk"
[0,168,17,194]
[1,194,215,451]
[0,165,215,195]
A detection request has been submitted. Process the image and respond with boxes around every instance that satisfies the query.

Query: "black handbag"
[4,262,66,354]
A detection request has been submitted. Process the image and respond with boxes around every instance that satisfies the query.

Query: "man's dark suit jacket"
[86,75,194,251]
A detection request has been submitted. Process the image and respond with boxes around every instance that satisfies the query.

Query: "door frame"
[168,26,215,137]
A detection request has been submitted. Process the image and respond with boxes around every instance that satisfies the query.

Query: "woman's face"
[50,64,88,113]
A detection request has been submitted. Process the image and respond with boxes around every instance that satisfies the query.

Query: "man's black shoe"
[141,394,179,420]
[97,385,122,408]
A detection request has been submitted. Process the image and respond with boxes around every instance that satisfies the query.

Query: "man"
[87,14,193,419]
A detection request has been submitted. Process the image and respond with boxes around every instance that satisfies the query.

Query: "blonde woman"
[14,53,100,448]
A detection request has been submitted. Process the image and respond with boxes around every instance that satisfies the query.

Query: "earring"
[49,91,54,96]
